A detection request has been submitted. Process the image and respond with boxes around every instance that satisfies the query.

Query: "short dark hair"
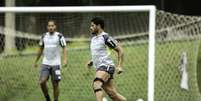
[48,20,56,25]
[91,17,104,29]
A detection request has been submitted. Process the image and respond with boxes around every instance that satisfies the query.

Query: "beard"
[91,32,96,35]
[91,29,98,35]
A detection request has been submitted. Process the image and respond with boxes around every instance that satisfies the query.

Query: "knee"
[93,81,103,90]
[92,78,104,92]
[39,80,46,85]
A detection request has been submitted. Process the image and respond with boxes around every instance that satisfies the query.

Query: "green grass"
[0,40,201,101]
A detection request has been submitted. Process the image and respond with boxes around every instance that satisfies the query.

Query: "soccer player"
[87,17,126,101]
[34,20,67,101]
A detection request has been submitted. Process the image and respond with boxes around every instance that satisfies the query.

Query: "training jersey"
[90,31,118,69]
[39,32,66,66]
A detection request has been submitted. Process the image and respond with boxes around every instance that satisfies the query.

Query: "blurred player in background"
[34,20,67,101]
[87,17,126,101]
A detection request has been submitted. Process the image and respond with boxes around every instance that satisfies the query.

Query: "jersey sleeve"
[39,35,44,47]
[58,33,66,47]
[103,35,118,49]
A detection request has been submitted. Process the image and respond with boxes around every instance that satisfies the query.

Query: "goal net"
[155,11,201,101]
[0,6,201,101]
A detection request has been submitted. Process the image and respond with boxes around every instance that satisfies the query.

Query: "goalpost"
[0,6,156,101]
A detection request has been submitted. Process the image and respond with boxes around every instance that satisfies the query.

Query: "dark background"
[0,0,201,16]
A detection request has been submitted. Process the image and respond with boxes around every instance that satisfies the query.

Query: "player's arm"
[62,46,67,66]
[86,37,93,68]
[104,35,124,74]
[59,34,67,66]
[34,47,44,68]
[34,36,44,68]
[114,44,124,74]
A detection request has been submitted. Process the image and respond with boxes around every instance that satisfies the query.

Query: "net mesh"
[155,11,201,101]
[0,10,201,101]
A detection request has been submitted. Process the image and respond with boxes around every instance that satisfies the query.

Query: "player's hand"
[117,66,124,74]
[63,60,68,68]
[86,60,93,68]
[33,63,38,68]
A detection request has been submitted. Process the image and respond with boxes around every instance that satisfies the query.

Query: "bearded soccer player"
[34,20,67,101]
[87,17,126,101]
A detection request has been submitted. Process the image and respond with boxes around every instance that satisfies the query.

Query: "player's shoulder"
[44,32,50,35]
[41,32,48,38]
[101,32,110,40]
[102,32,110,37]
[102,32,109,35]
[55,32,64,37]
[54,31,62,35]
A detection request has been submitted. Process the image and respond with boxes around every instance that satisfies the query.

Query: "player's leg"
[103,79,126,101]
[93,70,110,101]
[39,64,50,101]
[51,65,61,101]
[51,80,59,101]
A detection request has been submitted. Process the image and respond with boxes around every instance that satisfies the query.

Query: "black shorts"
[96,65,115,79]
[40,64,61,81]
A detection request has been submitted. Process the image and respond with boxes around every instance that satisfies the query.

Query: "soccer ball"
[136,98,144,101]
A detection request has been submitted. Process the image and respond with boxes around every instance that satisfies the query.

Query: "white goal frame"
[0,6,156,101]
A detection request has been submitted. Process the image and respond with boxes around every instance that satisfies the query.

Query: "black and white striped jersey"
[39,32,66,66]
[90,31,118,69]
